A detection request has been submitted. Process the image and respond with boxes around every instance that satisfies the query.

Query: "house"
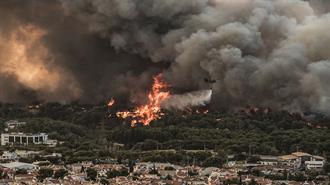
[208,169,238,184]
[278,154,298,167]
[278,152,326,170]
[4,120,26,130]
[258,155,278,166]
[15,150,41,158]
[0,151,18,161]
[43,139,58,147]
[1,132,48,146]
[0,162,39,171]
[176,169,189,178]
[305,156,325,170]
[14,174,37,184]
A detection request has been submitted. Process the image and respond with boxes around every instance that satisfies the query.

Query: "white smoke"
[60,0,330,113]
[162,89,212,110]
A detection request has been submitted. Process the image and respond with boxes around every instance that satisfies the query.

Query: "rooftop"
[292,152,312,157]
[1,132,47,136]
[0,162,37,170]
[278,155,298,161]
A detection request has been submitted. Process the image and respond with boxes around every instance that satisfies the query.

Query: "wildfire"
[116,74,170,126]
[107,98,115,107]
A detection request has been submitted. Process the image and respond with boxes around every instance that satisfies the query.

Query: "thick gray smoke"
[162,90,212,110]
[60,0,330,113]
[1,0,330,113]
[0,0,163,103]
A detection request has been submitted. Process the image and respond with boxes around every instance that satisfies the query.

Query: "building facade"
[5,120,26,129]
[1,133,48,146]
[278,152,326,170]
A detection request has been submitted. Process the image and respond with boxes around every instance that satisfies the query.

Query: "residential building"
[0,151,18,161]
[1,133,48,146]
[305,156,325,170]
[4,120,26,130]
[258,155,279,166]
[278,152,326,170]
[0,162,39,171]
[43,139,58,147]
[15,150,41,158]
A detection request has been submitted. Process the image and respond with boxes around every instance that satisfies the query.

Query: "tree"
[149,168,159,175]
[37,168,54,182]
[15,169,27,175]
[306,170,318,181]
[100,178,109,185]
[165,174,172,180]
[291,172,306,182]
[188,170,198,176]
[203,156,224,167]
[80,166,85,173]
[86,168,97,181]
[324,162,330,173]
[0,169,8,179]
[54,169,68,179]
[164,166,175,171]
[246,156,261,164]
[107,168,129,178]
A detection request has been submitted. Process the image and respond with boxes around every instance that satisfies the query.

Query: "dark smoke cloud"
[1,0,330,113]
[0,0,163,103]
[60,0,330,113]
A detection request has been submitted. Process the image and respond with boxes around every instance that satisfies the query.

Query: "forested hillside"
[0,103,329,165]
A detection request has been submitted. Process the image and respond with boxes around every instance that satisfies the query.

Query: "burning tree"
[115,73,170,127]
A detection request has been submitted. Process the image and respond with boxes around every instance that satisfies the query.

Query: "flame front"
[116,74,170,126]
[107,98,115,107]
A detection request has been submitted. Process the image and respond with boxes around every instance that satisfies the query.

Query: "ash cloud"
[60,0,330,113]
[0,0,162,103]
[1,0,330,113]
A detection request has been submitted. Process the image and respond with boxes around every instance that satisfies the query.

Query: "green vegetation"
[0,103,329,165]
[106,168,129,178]
[86,168,97,181]
[54,169,68,179]
[37,168,53,182]
[100,178,109,185]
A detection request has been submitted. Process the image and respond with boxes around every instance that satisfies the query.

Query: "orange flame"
[116,74,170,126]
[108,98,115,107]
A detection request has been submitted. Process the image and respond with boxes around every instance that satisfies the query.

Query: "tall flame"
[116,74,170,126]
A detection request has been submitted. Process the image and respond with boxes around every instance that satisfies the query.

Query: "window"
[9,136,14,142]
[28,137,33,143]
[15,136,21,143]
[22,137,27,143]
[34,136,39,142]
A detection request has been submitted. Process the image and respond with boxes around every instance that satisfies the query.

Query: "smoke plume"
[59,0,330,113]
[0,0,162,103]
[1,0,330,113]
[162,90,212,110]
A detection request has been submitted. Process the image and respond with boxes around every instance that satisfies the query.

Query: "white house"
[305,156,325,170]
[258,155,278,166]
[278,152,326,170]
[0,162,39,171]
[4,120,26,130]
[1,133,48,146]
[0,152,18,161]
